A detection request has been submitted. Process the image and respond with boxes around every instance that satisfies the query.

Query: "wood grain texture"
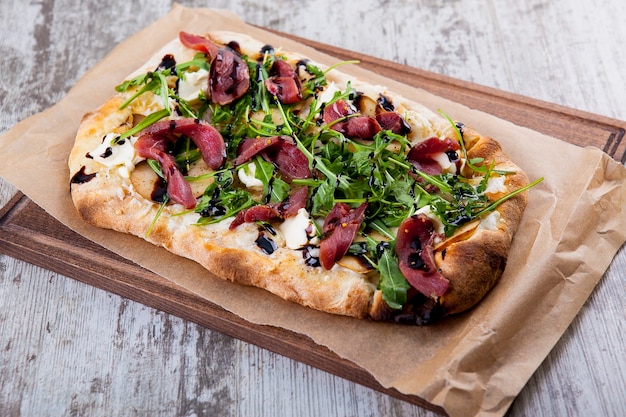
[1,1,624,416]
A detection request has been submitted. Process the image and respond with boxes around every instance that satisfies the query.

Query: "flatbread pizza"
[69,30,538,324]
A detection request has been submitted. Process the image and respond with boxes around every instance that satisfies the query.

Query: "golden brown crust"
[437,128,529,315]
[69,31,530,323]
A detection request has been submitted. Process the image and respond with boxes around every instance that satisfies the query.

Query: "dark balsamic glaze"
[316,103,326,126]
[255,233,277,255]
[260,44,274,56]
[376,241,391,259]
[377,94,395,111]
[455,122,465,137]
[368,164,377,188]
[200,187,226,217]
[296,59,315,76]
[70,166,96,184]
[347,242,375,271]
[151,177,168,203]
[261,222,278,236]
[262,177,276,205]
[100,147,113,158]
[445,150,459,162]
[448,214,472,227]
[408,253,428,271]
[156,54,177,71]
[301,245,321,267]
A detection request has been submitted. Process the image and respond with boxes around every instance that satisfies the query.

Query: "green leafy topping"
[114,56,211,142]
[194,169,255,225]
[111,46,543,311]
[145,196,169,238]
[377,245,410,309]
[253,157,290,204]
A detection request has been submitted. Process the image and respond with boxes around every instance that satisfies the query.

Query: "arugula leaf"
[195,171,255,224]
[377,246,410,309]
[173,95,199,119]
[110,46,545,315]
[311,178,336,217]
[174,55,210,75]
[300,61,327,98]
[116,108,170,142]
[145,196,170,238]
[253,157,290,203]
[114,56,214,141]
[249,56,273,114]
[146,159,164,179]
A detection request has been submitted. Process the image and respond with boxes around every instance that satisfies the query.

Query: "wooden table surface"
[1,1,624,416]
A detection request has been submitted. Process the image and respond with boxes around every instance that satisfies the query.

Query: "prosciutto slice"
[395,214,449,297]
[210,48,250,105]
[229,187,309,230]
[323,99,382,140]
[234,136,312,181]
[319,202,368,270]
[135,119,227,209]
[178,31,250,105]
[264,59,302,104]
[407,137,460,175]
[141,119,226,170]
[134,133,196,209]
[179,31,218,59]
[375,111,411,135]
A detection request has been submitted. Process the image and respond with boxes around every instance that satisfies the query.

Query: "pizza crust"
[69,31,530,323]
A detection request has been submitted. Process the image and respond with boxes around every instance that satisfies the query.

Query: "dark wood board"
[1,31,624,415]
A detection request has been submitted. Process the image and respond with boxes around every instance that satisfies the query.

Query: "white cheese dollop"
[88,133,142,175]
[478,210,502,231]
[278,208,314,250]
[317,81,342,105]
[178,68,209,103]
[237,163,264,190]
[484,175,507,194]
[431,151,458,174]
[404,110,437,142]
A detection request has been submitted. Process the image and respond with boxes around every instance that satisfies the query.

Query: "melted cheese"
[89,133,142,176]
[318,81,342,105]
[404,110,437,142]
[278,208,315,249]
[485,175,507,194]
[178,68,209,103]
[478,210,502,231]
[237,163,264,190]
[431,151,459,174]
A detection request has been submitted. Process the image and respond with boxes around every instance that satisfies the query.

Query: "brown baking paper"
[1,5,624,417]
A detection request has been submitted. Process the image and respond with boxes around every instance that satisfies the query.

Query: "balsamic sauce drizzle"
[70,166,96,184]
[255,233,277,255]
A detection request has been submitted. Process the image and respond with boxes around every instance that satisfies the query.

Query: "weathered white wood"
[0,0,624,416]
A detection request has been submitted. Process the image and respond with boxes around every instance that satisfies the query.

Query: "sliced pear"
[336,255,375,274]
[354,94,380,117]
[131,159,215,202]
[130,161,162,201]
[185,159,215,197]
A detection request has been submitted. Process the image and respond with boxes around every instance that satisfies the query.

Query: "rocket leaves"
[110,41,542,312]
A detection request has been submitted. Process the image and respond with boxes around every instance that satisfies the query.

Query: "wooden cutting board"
[1,31,624,415]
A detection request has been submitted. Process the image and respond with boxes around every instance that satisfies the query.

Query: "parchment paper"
[1,5,624,417]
